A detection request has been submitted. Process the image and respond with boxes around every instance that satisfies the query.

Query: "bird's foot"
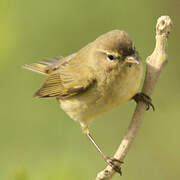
[133,92,155,111]
[104,156,123,175]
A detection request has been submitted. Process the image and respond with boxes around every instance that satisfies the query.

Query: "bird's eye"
[108,55,115,60]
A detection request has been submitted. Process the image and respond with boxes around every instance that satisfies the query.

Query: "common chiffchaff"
[24,30,146,174]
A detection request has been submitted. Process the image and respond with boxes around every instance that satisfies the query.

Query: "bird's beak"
[125,56,139,64]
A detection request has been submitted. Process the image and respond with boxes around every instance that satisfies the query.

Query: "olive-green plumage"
[24,30,143,125]
[24,30,143,172]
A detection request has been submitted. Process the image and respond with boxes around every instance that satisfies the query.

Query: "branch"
[95,16,173,180]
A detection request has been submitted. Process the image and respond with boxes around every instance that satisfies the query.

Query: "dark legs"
[81,124,123,175]
[79,92,154,175]
[133,92,155,111]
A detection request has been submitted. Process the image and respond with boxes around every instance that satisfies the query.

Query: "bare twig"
[96,16,173,180]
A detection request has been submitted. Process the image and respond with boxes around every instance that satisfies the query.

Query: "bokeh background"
[0,0,179,180]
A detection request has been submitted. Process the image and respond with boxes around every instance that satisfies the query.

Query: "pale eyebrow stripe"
[97,49,119,57]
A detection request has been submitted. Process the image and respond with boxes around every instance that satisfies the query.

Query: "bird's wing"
[34,59,96,98]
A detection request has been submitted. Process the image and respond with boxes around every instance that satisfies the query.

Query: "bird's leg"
[133,92,155,111]
[81,123,123,175]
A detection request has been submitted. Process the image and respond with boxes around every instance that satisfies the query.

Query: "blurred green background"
[0,0,179,180]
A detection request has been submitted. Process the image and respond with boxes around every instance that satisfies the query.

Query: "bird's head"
[90,30,140,73]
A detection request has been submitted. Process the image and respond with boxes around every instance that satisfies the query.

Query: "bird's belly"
[60,64,143,124]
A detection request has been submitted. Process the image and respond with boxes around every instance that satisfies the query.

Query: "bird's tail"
[23,57,61,75]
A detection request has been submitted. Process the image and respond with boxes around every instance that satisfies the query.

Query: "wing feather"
[34,61,95,98]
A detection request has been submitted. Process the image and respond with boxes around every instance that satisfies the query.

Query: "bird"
[24,30,154,174]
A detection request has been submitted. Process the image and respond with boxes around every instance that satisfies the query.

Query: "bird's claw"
[104,156,123,175]
[133,92,155,111]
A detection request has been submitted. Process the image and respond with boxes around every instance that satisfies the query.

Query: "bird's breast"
[59,62,143,124]
[105,63,143,108]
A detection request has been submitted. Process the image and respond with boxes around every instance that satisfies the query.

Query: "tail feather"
[23,57,62,75]
[23,63,48,75]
